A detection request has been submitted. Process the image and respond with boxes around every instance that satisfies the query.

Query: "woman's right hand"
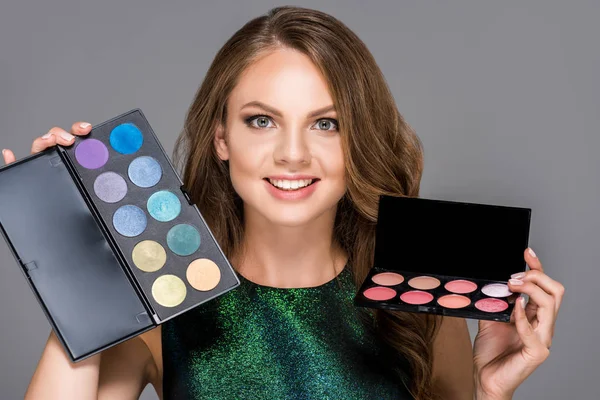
[2,121,92,164]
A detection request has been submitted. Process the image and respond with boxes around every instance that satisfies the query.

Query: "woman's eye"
[313,118,338,131]
[245,115,274,129]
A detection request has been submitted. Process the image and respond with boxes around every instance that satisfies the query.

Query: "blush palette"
[0,109,239,361]
[354,195,531,322]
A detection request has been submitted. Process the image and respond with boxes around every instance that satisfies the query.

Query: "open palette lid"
[0,150,154,361]
[373,195,532,281]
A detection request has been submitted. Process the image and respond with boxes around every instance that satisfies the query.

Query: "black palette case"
[0,109,239,361]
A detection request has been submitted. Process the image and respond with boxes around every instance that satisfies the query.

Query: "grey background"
[0,1,597,398]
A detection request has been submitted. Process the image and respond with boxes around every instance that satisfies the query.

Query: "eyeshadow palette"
[0,109,239,361]
[354,195,531,322]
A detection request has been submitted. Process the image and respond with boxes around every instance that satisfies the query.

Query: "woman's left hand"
[473,248,565,400]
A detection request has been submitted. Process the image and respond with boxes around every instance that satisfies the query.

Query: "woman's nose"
[273,127,311,167]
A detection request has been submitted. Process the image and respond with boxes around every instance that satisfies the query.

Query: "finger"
[525,247,543,273]
[70,121,92,135]
[514,295,550,362]
[2,149,16,164]
[31,131,57,153]
[508,280,556,347]
[519,270,565,315]
[32,127,75,154]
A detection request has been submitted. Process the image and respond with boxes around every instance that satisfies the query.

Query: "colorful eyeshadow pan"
[437,294,471,309]
[371,272,404,286]
[152,274,187,307]
[407,276,440,290]
[75,138,109,169]
[147,190,181,222]
[400,290,434,305]
[110,123,143,154]
[167,224,201,256]
[475,298,509,313]
[113,205,147,237]
[186,259,221,291]
[363,286,396,301]
[444,279,477,294]
[132,240,167,272]
[94,172,127,203]
[481,283,512,298]
[128,156,162,188]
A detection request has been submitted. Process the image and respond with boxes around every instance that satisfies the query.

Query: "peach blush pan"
[437,294,471,309]
[371,272,404,286]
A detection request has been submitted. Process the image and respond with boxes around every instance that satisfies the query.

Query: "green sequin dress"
[162,266,414,399]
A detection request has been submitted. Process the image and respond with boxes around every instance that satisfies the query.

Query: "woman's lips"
[263,178,319,200]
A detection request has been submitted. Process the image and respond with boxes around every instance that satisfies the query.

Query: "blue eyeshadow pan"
[128,156,162,188]
[110,123,144,154]
[167,224,201,256]
[113,205,147,237]
[147,190,181,222]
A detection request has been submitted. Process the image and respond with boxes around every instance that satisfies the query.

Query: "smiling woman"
[8,5,564,400]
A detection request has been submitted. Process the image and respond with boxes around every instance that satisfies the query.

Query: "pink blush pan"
[363,286,396,301]
[444,279,477,294]
[475,298,509,312]
[400,290,434,305]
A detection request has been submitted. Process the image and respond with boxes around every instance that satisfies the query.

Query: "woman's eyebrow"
[240,101,336,118]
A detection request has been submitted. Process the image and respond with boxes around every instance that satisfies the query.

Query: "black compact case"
[0,109,239,361]
[354,195,531,322]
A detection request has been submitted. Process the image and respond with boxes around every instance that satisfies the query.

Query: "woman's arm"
[24,329,157,400]
[431,316,474,400]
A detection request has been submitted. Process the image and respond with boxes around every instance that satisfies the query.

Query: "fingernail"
[42,132,53,139]
[528,247,537,258]
[1,149,5,156]
[511,272,526,279]
[520,295,526,309]
[80,122,91,129]
[509,278,524,286]
[59,132,74,141]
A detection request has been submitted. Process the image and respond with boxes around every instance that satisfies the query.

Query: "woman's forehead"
[229,50,334,115]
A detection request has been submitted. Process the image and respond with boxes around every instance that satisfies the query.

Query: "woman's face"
[215,48,346,228]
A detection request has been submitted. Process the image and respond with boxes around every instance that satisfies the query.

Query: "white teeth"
[268,178,314,190]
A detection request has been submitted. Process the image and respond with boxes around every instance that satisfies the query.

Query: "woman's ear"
[214,123,229,161]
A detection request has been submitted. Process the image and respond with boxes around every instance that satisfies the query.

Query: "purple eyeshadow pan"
[94,172,127,203]
[75,139,109,169]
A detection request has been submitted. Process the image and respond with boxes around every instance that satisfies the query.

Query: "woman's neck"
[233,207,347,288]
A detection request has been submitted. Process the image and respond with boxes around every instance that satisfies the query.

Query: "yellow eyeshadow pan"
[132,240,167,272]
[152,275,187,307]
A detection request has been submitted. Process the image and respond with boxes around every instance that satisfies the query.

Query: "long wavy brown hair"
[173,6,441,399]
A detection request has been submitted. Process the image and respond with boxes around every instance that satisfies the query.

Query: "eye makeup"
[0,109,239,361]
[354,195,531,322]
